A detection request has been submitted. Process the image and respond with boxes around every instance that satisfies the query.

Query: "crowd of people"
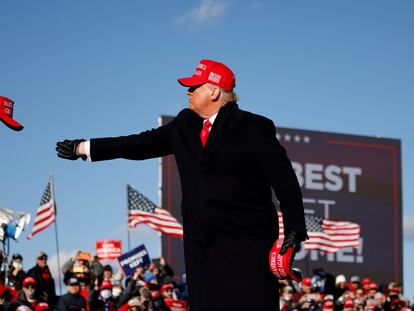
[279,269,412,311]
[0,251,411,310]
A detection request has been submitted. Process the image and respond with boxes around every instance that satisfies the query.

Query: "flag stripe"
[128,215,183,230]
[277,211,360,253]
[27,180,55,240]
[128,211,183,228]
[127,185,183,238]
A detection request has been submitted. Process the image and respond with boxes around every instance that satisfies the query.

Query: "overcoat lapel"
[203,103,242,162]
[182,111,204,162]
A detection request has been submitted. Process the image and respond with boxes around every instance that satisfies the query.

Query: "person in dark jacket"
[89,280,118,311]
[56,59,308,311]
[25,252,56,307]
[56,278,87,311]
[7,277,46,311]
[7,254,26,290]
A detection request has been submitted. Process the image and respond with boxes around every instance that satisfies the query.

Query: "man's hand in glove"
[279,231,303,255]
[56,139,87,161]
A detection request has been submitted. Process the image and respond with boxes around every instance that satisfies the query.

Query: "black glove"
[56,139,87,161]
[279,231,302,255]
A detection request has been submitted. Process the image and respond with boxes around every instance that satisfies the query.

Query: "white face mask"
[13,261,23,269]
[101,289,112,300]
[112,288,122,297]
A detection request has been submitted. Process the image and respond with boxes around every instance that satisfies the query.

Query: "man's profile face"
[37,256,47,268]
[187,84,214,119]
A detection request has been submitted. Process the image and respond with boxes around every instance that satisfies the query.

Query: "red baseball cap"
[302,277,312,286]
[35,302,50,311]
[361,278,372,286]
[100,280,112,290]
[369,283,379,290]
[344,299,355,308]
[22,277,37,287]
[0,96,24,131]
[323,301,334,309]
[178,59,236,91]
[160,283,174,292]
[269,238,302,282]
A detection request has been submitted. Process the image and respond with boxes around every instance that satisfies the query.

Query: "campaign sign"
[96,240,122,261]
[118,244,150,277]
[164,299,187,311]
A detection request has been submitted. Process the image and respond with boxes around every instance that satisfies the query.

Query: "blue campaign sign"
[118,244,151,277]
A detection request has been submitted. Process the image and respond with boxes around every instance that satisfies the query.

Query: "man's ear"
[210,87,221,101]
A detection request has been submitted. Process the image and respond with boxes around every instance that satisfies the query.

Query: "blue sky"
[1,0,413,299]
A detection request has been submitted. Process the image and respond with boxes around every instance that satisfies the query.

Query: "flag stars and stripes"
[278,212,360,253]
[27,179,55,240]
[127,185,183,238]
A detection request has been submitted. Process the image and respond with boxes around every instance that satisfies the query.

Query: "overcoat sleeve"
[89,118,176,162]
[256,118,308,241]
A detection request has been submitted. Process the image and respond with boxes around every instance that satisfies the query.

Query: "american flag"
[278,212,360,253]
[127,185,183,238]
[27,179,55,240]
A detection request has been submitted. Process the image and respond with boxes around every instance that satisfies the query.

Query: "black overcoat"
[90,103,307,311]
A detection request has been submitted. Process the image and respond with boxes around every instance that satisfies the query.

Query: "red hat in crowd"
[35,302,50,311]
[0,96,24,131]
[100,280,112,290]
[369,283,379,290]
[151,290,161,299]
[361,278,372,286]
[269,238,303,282]
[160,283,174,292]
[323,301,334,309]
[344,299,355,308]
[22,277,37,287]
[178,59,236,91]
[302,277,312,286]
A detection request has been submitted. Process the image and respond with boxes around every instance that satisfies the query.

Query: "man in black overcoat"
[56,59,308,311]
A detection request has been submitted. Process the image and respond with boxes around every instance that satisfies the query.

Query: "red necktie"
[200,119,212,147]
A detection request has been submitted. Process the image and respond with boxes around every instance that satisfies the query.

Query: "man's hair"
[206,83,238,104]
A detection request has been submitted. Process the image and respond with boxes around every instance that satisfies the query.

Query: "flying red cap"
[0,96,24,131]
[178,59,236,91]
[269,238,302,282]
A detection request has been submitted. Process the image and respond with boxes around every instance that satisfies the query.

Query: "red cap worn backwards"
[269,238,303,282]
[0,96,24,131]
[178,59,236,91]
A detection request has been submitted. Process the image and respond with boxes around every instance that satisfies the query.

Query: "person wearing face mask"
[56,277,87,311]
[110,280,130,308]
[89,280,118,311]
[8,254,26,290]
[6,277,46,311]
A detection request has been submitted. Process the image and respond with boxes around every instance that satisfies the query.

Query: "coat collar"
[203,102,241,162]
[182,102,242,163]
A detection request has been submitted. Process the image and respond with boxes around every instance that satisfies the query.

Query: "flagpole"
[127,184,131,251]
[50,175,62,295]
